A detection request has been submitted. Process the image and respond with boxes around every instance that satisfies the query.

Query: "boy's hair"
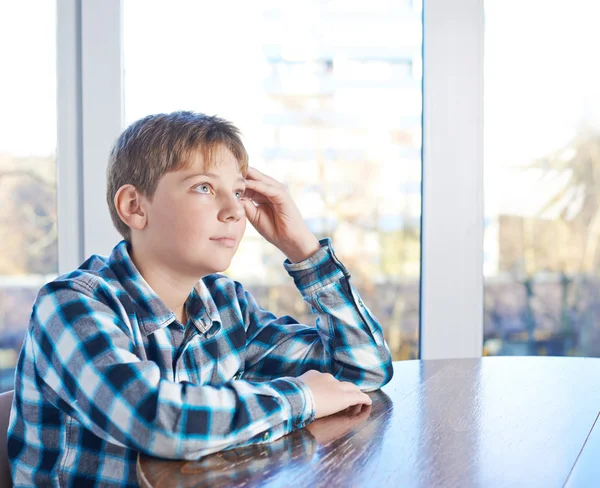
[106,111,249,241]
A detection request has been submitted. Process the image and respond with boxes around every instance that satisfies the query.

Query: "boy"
[8,111,393,487]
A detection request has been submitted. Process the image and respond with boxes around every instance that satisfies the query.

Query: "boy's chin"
[197,260,231,276]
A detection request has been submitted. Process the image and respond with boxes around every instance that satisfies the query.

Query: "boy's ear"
[114,184,147,231]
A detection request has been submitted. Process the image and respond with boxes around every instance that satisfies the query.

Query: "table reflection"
[138,390,393,488]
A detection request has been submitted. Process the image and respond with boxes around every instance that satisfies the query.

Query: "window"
[124,0,423,360]
[484,0,600,357]
[0,2,58,391]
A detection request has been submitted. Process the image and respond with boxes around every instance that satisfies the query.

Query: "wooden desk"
[137,357,600,487]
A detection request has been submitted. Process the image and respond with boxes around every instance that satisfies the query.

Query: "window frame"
[420,0,484,359]
[57,0,485,359]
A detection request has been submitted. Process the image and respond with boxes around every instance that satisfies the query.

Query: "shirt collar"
[107,240,221,338]
[187,281,222,338]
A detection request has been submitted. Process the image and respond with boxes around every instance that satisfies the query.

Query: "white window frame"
[57,0,485,359]
[57,0,122,272]
[57,0,84,274]
[80,0,124,257]
[420,0,484,359]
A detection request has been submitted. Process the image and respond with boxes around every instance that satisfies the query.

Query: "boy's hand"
[241,167,321,263]
[297,370,372,419]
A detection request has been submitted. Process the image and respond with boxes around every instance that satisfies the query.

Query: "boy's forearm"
[279,234,321,263]
[244,239,393,390]
[289,240,393,388]
[37,351,315,459]
[302,276,393,391]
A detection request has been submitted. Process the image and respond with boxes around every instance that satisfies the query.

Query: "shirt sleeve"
[239,238,393,391]
[27,278,315,460]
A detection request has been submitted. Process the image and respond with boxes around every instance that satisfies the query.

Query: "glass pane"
[124,0,423,360]
[484,0,600,357]
[0,2,58,391]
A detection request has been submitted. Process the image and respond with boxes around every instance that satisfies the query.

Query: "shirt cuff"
[283,238,348,296]
[268,377,316,431]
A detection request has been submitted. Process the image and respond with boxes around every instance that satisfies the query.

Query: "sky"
[0,1,56,156]
[1,0,600,204]
[1,0,599,161]
[483,0,600,222]
[485,0,600,167]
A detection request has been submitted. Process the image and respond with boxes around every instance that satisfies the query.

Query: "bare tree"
[535,126,600,272]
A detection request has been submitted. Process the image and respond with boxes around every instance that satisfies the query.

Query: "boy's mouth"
[210,236,237,248]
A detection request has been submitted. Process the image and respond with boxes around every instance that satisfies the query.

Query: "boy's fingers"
[243,188,258,199]
[241,199,259,221]
[356,391,372,405]
[244,179,281,200]
[246,166,281,186]
[340,382,368,397]
[243,188,270,205]
[343,388,371,407]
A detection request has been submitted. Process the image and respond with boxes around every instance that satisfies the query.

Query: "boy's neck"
[129,245,196,325]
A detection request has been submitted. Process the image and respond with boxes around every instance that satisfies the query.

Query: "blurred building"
[231,0,423,287]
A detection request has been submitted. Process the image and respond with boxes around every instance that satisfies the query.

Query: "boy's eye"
[195,184,211,194]
[234,189,245,199]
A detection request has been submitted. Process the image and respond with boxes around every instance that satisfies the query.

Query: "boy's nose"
[218,199,244,222]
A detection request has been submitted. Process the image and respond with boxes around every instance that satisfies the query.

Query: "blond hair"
[106,111,249,240]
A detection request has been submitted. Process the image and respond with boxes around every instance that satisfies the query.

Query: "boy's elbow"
[138,440,180,460]
[380,355,394,387]
[363,349,394,391]
[136,433,212,460]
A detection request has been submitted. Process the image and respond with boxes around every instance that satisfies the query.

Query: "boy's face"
[140,145,247,278]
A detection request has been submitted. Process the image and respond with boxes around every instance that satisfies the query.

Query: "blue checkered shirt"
[8,238,393,487]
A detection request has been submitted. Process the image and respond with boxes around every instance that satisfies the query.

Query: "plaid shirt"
[8,238,393,487]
